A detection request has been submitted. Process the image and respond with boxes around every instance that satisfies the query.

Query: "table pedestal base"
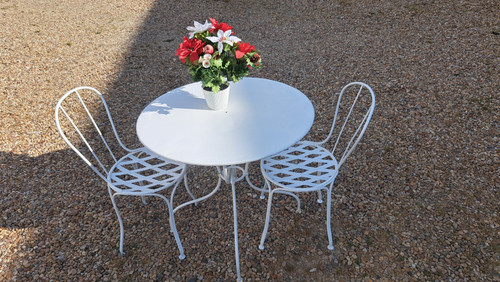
[173,165,247,281]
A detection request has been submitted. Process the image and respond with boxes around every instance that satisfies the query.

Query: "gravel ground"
[1,0,499,280]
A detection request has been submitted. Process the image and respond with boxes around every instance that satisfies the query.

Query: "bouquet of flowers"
[176,18,262,93]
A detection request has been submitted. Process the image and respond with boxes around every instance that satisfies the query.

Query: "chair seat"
[108,148,186,195]
[261,141,338,190]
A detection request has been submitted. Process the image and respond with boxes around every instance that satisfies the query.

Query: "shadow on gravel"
[1,1,330,281]
[2,0,500,280]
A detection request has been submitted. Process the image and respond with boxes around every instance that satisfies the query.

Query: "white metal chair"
[258,82,375,251]
[55,86,196,259]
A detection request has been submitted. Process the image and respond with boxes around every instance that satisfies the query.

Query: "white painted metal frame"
[258,82,375,251]
[55,86,196,259]
[136,78,315,282]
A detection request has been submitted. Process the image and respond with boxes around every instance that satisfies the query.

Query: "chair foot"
[258,245,264,250]
[328,245,334,251]
[260,195,266,199]
[120,251,125,256]
[179,254,186,260]
[317,199,323,204]
[297,208,301,214]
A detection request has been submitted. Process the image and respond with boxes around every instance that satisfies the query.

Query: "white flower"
[187,20,213,39]
[206,30,241,54]
[199,54,212,68]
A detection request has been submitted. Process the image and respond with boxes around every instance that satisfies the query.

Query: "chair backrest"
[320,82,375,168]
[55,87,130,181]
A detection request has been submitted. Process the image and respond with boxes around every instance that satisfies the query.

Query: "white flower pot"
[202,84,230,111]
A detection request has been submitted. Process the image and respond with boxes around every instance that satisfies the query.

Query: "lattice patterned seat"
[55,87,196,259]
[258,82,375,251]
[261,141,338,190]
[109,149,185,195]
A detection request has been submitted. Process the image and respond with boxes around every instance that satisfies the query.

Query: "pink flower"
[203,45,214,55]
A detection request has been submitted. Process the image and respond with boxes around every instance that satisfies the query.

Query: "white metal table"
[136,77,314,281]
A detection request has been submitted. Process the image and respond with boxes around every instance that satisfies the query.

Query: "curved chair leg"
[316,171,323,203]
[317,190,323,204]
[326,185,334,250]
[243,162,268,200]
[256,180,270,200]
[261,180,271,199]
[169,180,182,234]
[168,174,196,234]
[155,194,186,260]
[183,174,198,205]
[258,172,267,200]
[259,190,276,250]
[109,192,125,256]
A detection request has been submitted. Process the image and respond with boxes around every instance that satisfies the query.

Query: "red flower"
[176,36,206,64]
[235,42,255,59]
[209,18,233,33]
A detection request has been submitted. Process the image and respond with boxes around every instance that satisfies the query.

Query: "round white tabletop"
[136,77,314,166]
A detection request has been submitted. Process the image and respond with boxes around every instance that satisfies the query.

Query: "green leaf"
[212,59,222,67]
[211,85,221,93]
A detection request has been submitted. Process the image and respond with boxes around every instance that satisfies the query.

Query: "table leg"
[230,169,242,282]
[220,165,246,281]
